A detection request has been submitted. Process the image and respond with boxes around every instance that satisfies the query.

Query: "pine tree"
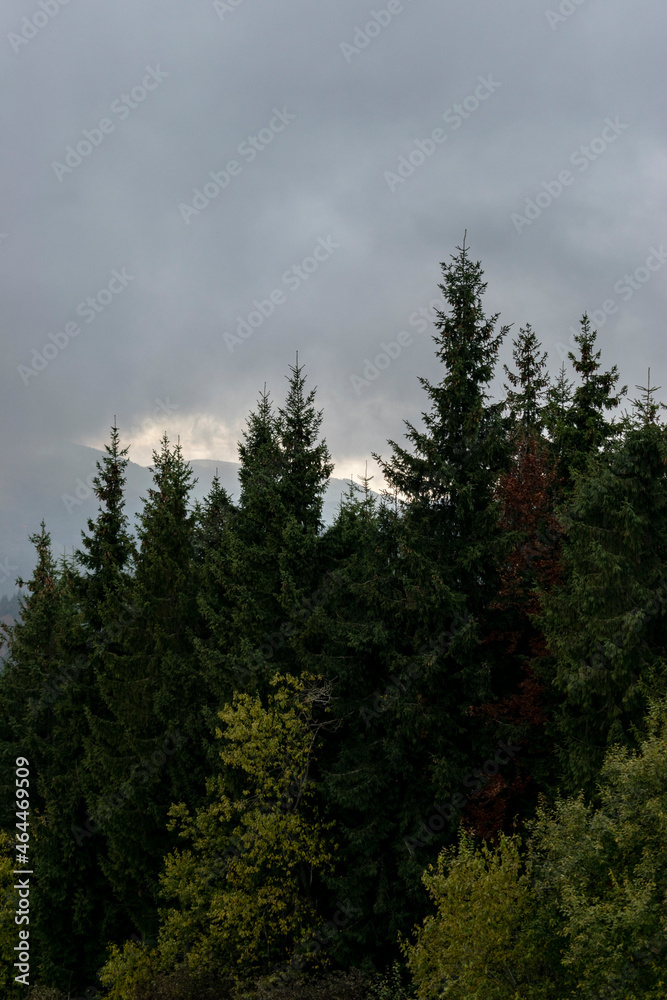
[234,386,287,658]
[238,384,284,539]
[465,435,563,839]
[542,362,575,481]
[220,370,333,698]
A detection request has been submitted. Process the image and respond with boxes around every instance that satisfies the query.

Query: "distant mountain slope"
[0,442,369,600]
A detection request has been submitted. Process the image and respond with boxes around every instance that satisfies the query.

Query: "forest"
[2,240,667,1000]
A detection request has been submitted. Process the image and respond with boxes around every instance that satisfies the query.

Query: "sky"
[2,0,666,501]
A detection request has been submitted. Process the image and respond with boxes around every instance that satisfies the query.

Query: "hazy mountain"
[0,442,369,600]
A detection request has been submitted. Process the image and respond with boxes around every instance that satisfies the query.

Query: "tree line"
[2,238,667,999]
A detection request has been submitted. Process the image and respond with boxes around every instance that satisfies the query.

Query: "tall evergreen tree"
[461,326,562,839]
[549,314,627,492]
[74,421,136,624]
[277,354,334,535]
[238,384,284,538]
[502,323,550,441]
[296,241,516,969]
[0,527,103,991]
[542,361,575,481]
[537,388,667,796]
[193,473,246,759]
[82,435,202,940]
[234,386,287,658]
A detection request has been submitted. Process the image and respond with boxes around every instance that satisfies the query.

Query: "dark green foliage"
[288,239,519,969]
[0,527,113,990]
[75,422,136,619]
[537,416,667,797]
[2,245,664,998]
[548,314,627,491]
[277,353,334,535]
[502,322,550,440]
[82,435,204,941]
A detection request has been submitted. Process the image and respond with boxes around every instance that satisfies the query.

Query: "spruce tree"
[193,474,245,756]
[82,435,202,940]
[502,323,550,443]
[0,527,104,991]
[461,326,562,838]
[537,383,667,796]
[298,241,516,968]
[74,420,136,624]
[374,235,511,600]
[276,354,334,535]
[550,314,627,491]
[224,370,333,697]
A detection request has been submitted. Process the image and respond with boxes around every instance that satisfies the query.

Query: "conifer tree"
[234,387,286,655]
[277,354,334,535]
[74,421,136,624]
[463,327,561,838]
[0,527,104,991]
[275,357,334,631]
[222,369,333,697]
[82,435,202,940]
[537,383,667,795]
[238,384,284,537]
[193,474,245,752]
[375,238,510,566]
[542,362,575,480]
[299,241,516,968]
[549,315,627,491]
[502,323,550,442]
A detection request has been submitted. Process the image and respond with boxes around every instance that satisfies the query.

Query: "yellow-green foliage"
[0,829,26,999]
[402,830,559,1000]
[403,695,667,1000]
[101,672,337,994]
[526,693,667,999]
[98,938,161,1000]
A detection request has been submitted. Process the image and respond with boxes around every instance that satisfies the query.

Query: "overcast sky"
[2,0,666,494]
